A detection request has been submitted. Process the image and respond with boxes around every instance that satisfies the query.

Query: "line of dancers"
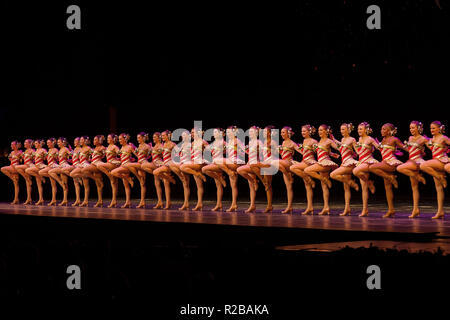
[2,121,450,219]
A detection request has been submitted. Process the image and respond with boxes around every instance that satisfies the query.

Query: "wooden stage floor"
[1,200,450,237]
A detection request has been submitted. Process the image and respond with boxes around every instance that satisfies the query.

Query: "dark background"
[1,0,449,203]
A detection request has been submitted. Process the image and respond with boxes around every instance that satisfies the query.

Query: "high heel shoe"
[432,213,444,219]
[263,206,273,213]
[153,203,163,209]
[107,202,117,208]
[226,206,237,212]
[245,206,256,213]
[339,211,351,216]
[408,211,420,218]
[94,201,103,208]
[281,207,293,214]
[301,209,313,215]
[382,211,395,218]
[136,203,145,209]
[211,206,222,212]
[318,209,330,216]
[121,202,131,208]
[58,201,68,206]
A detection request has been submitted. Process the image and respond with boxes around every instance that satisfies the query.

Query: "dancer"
[141,132,166,209]
[81,135,106,207]
[48,137,72,206]
[124,132,152,208]
[289,125,317,215]
[397,121,428,218]
[352,122,378,217]
[1,140,23,204]
[368,123,405,218]
[61,137,82,206]
[38,138,60,206]
[420,121,450,219]
[70,136,93,207]
[25,139,47,205]
[97,134,121,208]
[304,125,339,215]
[15,139,35,204]
[250,125,278,213]
[202,128,228,211]
[170,130,192,210]
[180,128,209,211]
[330,123,359,216]
[237,126,263,213]
[111,133,136,208]
[216,126,246,212]
[151,130,176,209]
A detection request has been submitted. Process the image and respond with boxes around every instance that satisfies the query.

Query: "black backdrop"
[1,0,449,203]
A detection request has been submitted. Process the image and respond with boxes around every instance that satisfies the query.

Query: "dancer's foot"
[322,177,332,189]
[226,205,237,212]
[79,201,89,207]
[339,210,351,216]
[94,201,103,208]
[47,200,57,206]
[196,173,207,183]
[318,208,330,216]
[282,207,293,214]
[408,210,420,218]
[359,210,369,217]
[71,200,81,207]
[127,176,134,188]
[263,206,273,213]
[121,202,131,208]
[439,175,447,188]
[301,209,314,215]
[432,212,445,219]
[245,206,256,213]
[211,205,222,212]
[368,180,376,194]
[192,204,203,211]
[58,200,68,206]
[218,175,227,188]
[179,204,189,211]
[382,211,395,218]
[136,202,145,209]
[23,199,32,205]
[164,202,172,209]
[389,175,398,189]
[416,174,426,185]
[349,179,359,191]
[10,199,19,205]
[153,202,163,209]
[35,200,44,205]
[107,201,117,208]
[168,174,176,185]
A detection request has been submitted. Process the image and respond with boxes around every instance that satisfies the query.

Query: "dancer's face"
[358,125,366,137]
[249,128,257,139]
[80,137,86,146]
[340,125,348,137]
[93,136,100,146]
[381,125,391,137]
[118,135,125,145]
[213,129,222,140]
[162,132,169,142]
[410,123,418,136]
[430,123,440,136]
[153,134,160,144]
[57,139,64,148]
[137,135,143,144]
[107,135,114,144]
[301,127,309,138]
[11,141,18,150]
[34,141,40,149]
[24,140,31,149]
[47,139,54,148]
[226,129,235,139]
[281,128,288,140]
[318,126,327,138]
[181,131,189,142]
[74,138,80,147]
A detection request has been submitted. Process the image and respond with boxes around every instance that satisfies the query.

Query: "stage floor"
[1,200,450,237]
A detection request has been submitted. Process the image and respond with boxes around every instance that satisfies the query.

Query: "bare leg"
[432,177,445,219]
[263,175,273,213]
[408,177,420,218]
[382,178,395,218]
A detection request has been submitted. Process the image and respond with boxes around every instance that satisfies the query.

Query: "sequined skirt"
[341,158,358,167]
